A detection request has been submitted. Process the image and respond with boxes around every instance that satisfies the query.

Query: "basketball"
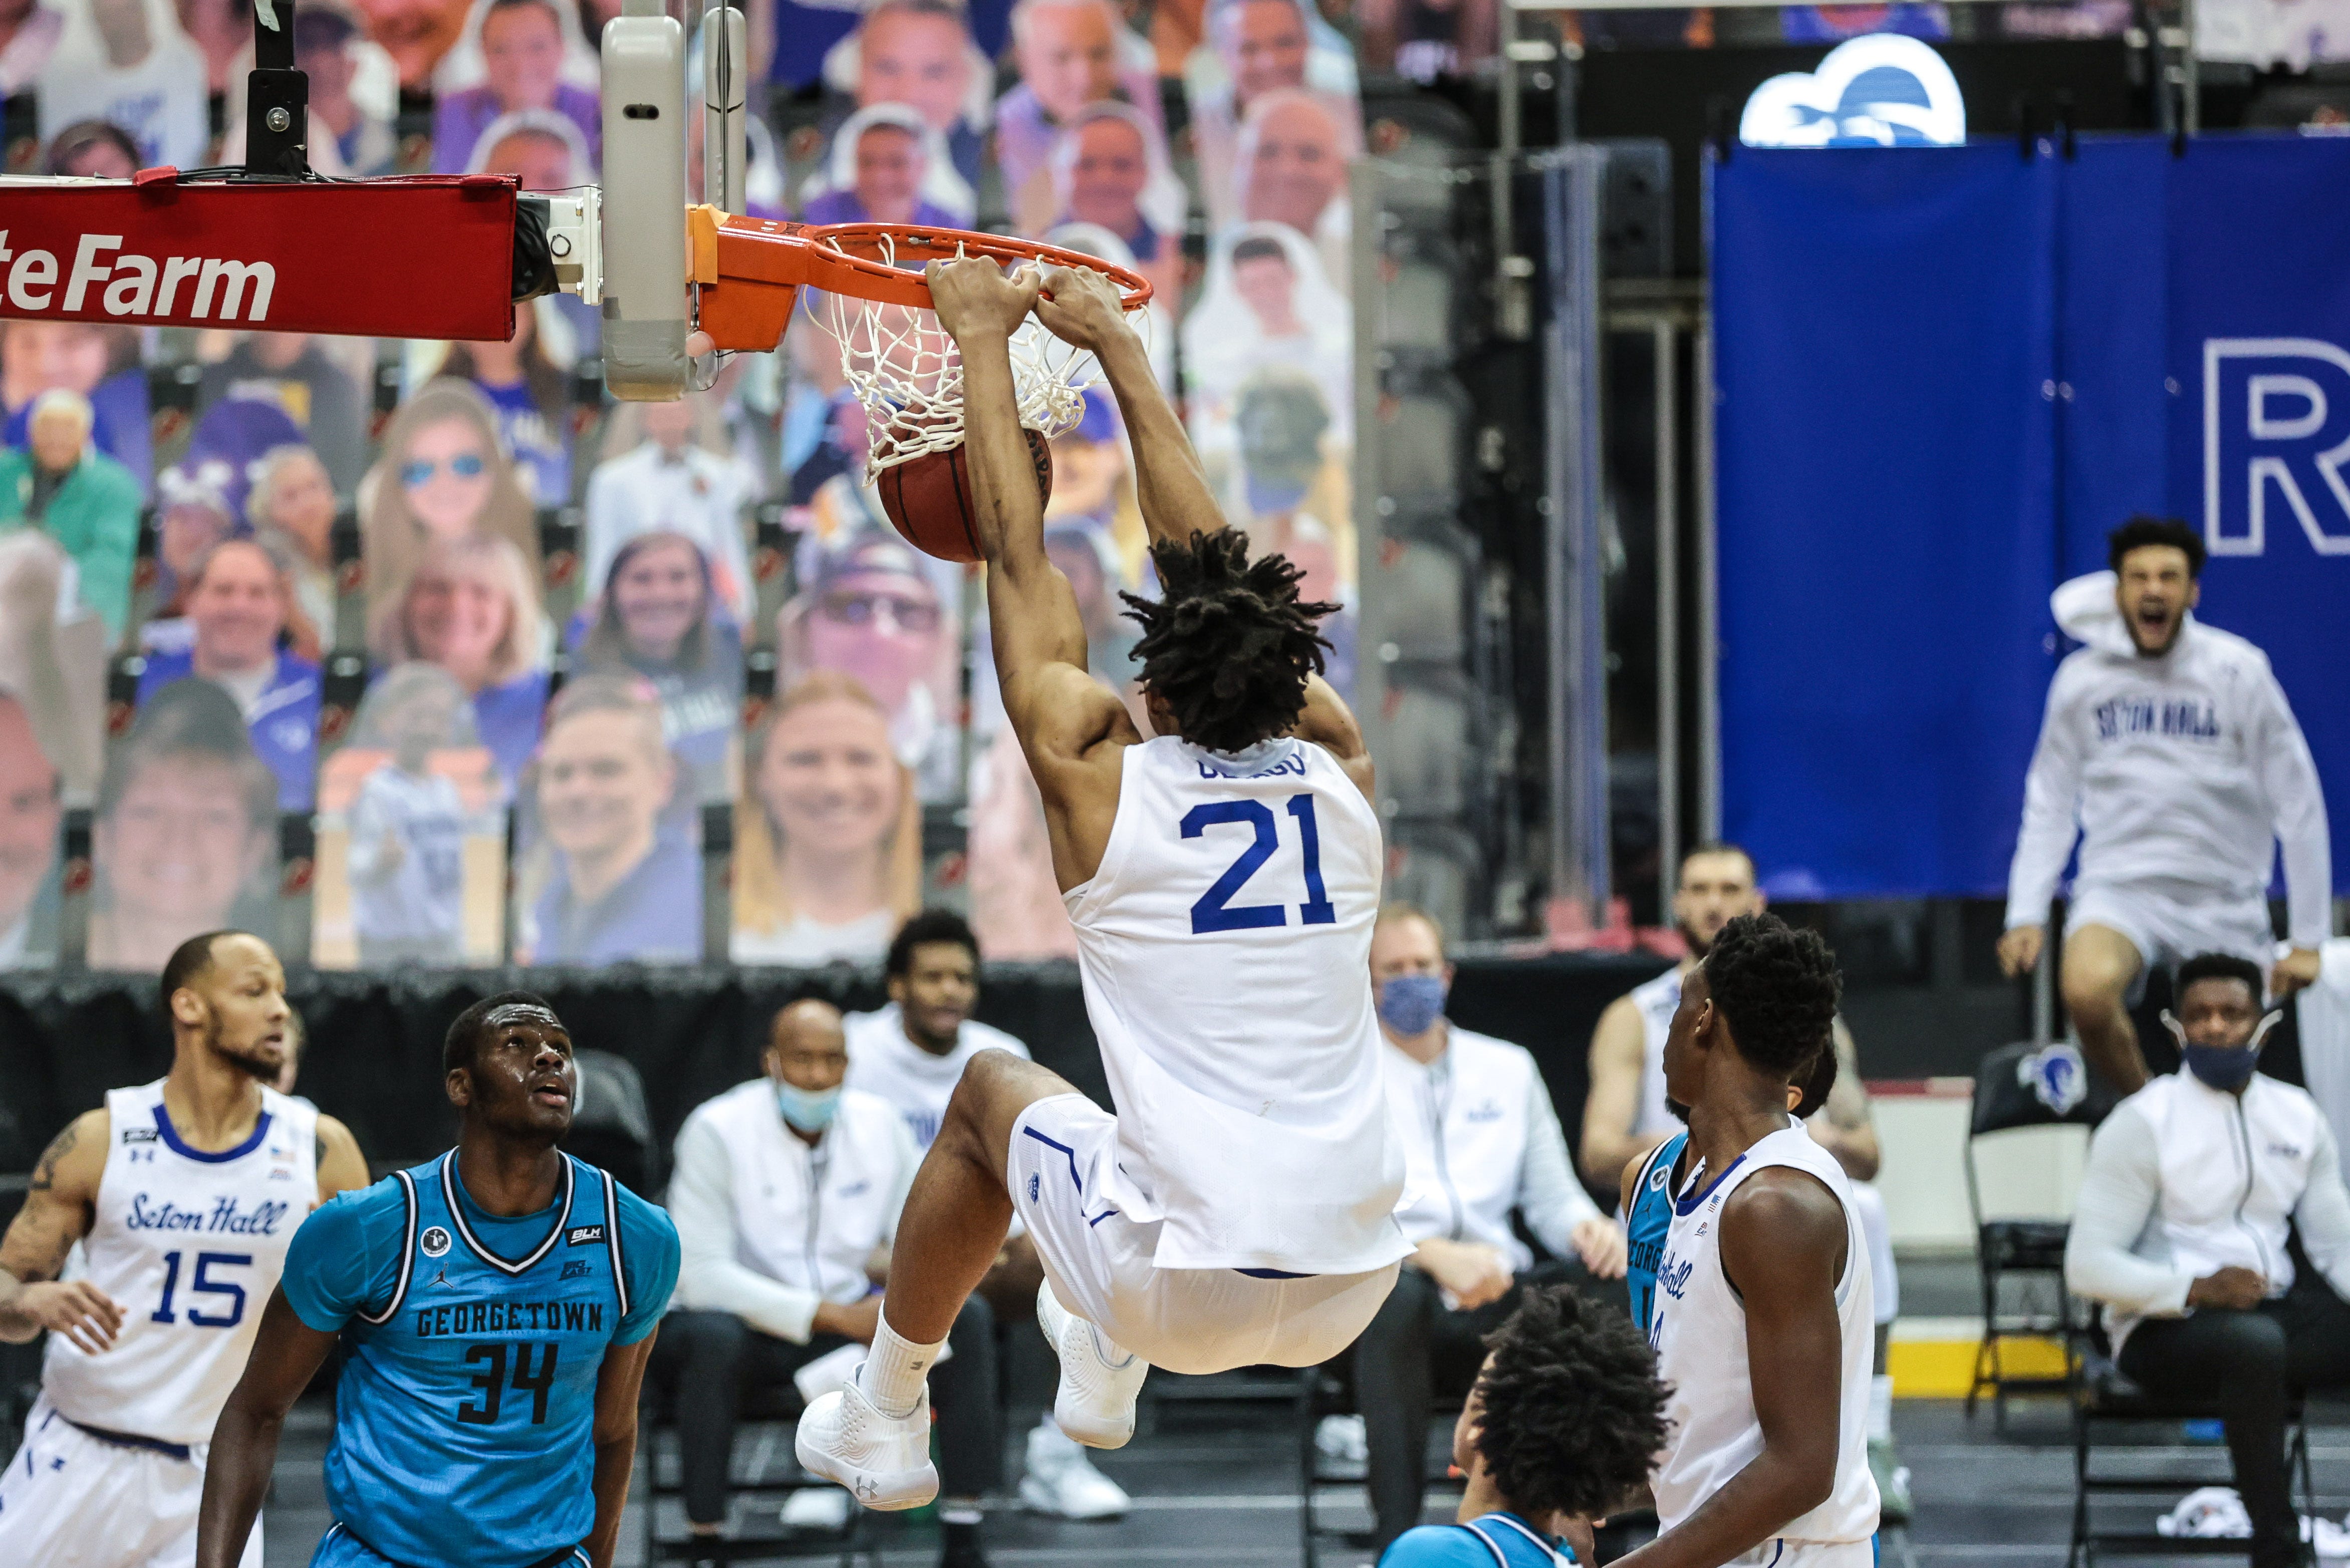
[876,427,1054,564]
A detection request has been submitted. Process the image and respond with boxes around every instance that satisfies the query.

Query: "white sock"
[857,1317,946,1420]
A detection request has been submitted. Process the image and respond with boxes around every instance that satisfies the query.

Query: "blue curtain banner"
[1714,134,2350,900]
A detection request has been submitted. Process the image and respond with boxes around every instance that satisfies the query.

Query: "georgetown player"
[1617,915,1878,1568]
[796,259,1409,1507]
[0,930,370,1568]
[195,993,679,1568]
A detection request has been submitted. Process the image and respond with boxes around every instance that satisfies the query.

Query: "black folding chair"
[636,1371,875,1566]
[1296,1363,1467,1568]
[2070,1324,2316,1567]
[1966,1039,2119,1427]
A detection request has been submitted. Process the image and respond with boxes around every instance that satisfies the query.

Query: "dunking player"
[1616,914,1879,1568]
[0,930,370,1567]
[795,259,1410,1506]
[195,994,680,1568]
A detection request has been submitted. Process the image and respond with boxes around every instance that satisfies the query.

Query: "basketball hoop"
[685,209,1153,481]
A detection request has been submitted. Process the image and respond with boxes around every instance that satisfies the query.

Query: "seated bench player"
[660,998,1003,1566]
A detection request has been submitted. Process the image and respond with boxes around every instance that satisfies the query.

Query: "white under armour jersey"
[1646,1124,1879,1544]
[1629,967,1684,1139]
[1061,734,1409,1274]
[843,1003,1033,1149]
[44,1081,319,1444]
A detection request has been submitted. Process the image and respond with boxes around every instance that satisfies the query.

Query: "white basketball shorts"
[2067,881,2275,986]
[1726,1538,1877,1568]
[1006,1094,1400,1377]
[0,1398,261,1568]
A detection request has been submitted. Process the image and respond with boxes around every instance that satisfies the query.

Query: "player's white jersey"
[1061,734,1409,1275]
[1630,967,1683,1140]
[1646,1124,1879,1544]
[43,1081,319,1444]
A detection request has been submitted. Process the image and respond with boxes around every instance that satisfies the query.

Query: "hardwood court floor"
[258,1388,2350,1567]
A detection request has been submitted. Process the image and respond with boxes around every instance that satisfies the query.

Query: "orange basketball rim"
[685,207,1155,356]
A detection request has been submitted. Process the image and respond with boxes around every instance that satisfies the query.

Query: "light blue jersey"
[282,1152,678,1568]
[1380,1511,1578,1566]
[1626,1131,1690,1341]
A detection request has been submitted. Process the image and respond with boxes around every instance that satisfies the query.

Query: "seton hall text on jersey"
[2093,697,2221,743]
[124,1193,293,1235]
[413,1297,605,1339]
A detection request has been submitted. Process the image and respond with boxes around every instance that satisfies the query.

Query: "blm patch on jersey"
[567,1224,606,1246]
[121,1127,157,1143]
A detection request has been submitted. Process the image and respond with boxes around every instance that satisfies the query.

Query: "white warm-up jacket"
[1384,1025,1604,1274]
[666,1079,917,1343]
[2065,1068,2350,1353]
[2004,572,2330,947]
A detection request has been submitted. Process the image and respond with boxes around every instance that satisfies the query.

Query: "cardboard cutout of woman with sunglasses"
[360,378,543,624]
[776,532,964,803]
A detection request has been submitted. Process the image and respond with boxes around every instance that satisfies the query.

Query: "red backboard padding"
[0,173,522,342]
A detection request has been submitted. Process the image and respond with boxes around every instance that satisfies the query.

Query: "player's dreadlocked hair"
[1702,912,1843,1082]
[1472,1286,1671,1523]
[1120,530,1336,755]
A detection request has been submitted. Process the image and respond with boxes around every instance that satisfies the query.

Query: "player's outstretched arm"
[927,257,1087,678]
[1614,1170,1852,1568]
[1034,265,1225,548]
[587,1334,660,1568]
[930,257,1135,886]
[0,1109,121,1348]
[196,1288,339,1568]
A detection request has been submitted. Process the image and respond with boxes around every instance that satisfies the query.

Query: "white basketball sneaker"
[793,1378,939,1511]
[1036,1281,1149,1449]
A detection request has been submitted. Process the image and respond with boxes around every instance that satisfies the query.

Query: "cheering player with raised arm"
[796,259,1409,1510]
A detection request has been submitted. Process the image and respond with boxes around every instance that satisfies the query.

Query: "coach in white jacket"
[2067,952,2350,1568]
[653,998,1003,1566]
[1999,517,2331,1092]
[1355,903,1628,1554]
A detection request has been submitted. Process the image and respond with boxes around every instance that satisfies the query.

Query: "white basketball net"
[814,233,1147,481]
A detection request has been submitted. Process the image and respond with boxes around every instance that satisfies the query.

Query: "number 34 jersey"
[1063,734,1409,1276]
[43,1080,318,1445]
[283,1151,678,1568]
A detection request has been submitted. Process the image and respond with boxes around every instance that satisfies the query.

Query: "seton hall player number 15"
[0,930,372,1568]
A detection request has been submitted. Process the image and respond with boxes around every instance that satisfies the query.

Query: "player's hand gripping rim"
[1032,263,1135,355]
[925,251,1044,343]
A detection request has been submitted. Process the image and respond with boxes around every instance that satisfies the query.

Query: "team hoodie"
[2003,571,2331,948]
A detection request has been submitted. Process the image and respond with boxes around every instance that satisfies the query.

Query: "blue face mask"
[1378,973,1449,1037]
[2163,1007,2284,1095]
[2183,1043,2258,1093]
[776,1081,842,1134]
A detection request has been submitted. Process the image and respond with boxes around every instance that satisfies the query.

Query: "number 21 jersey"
[1063,734,1408,1275]
[282,1151,678,1568]
[44,1080,317,1444]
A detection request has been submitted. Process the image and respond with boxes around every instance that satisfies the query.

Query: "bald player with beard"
[0,930,370,1568]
